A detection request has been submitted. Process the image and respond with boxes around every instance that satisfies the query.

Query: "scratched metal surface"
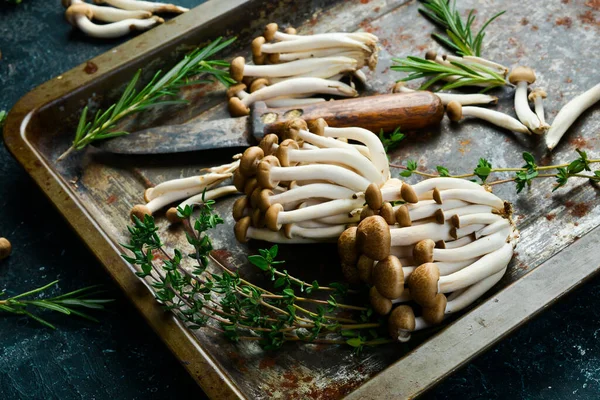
[15,0,600,398]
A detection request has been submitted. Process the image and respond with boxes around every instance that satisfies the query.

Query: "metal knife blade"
[93,115,252,154]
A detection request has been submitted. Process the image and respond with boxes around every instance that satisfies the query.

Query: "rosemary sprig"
[393,149,600,193]
[0,281,113,329]
[122,192,390,353]
[57,37,236,161]
[391,56,506,92]
[418,0,505,57]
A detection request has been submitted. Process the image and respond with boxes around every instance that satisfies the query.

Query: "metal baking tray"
[4,0,600,398]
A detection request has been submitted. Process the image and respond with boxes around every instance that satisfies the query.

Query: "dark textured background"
[1,1,600,399]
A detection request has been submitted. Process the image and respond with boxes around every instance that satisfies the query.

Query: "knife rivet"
[261,112,278,124]
[284,109,303,119]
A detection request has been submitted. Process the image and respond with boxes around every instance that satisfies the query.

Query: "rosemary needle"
[57,37,236,161]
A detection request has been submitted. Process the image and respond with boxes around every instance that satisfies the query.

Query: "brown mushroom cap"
[446,100,463,122]
[357,255,374,283]
[392,81,406,94]
[250,77,270,93]
[166,207,182,224]
[257,188,274,212]
[435,240,446,250]
[388,305,416,342]
[372,255,404,299]
[432,187,442,204]
[232,196,249,221]
[256,155,281,189]
[379,202,396,225]
[338,227,359,265]
[259,133,279,155]
[360,205,377,221]
[307,118,328,136]
[251,36,266,58]
[65,3,94,25]
[284,26,297,35]
[263,23,279,41]
[130,204,152,222]
[356,216,391,261]
[413,239,435,265]
[275,138,300,167]
[528,88,547,101]
[250,187,263,209]
[228,97,250,117]
[407,262,440,306]
[143,188,153,203]
[0,237,12,260]
[267,53,281,64]
[282,224,293,239]
[370,286,393,316]
[283,118,308,144]
[425,50,437,61]
[226,83,247,99]
[365,183,383,211]
[434,209,445,224]
[233,169,247,193]
[234,216,251,243]
[243,177,259,197]
[450,214,460,228]
[240,146,265,177]
[401,183,418,204]
[422,293,447,324]
[251,208,266,228]
[229,56,246,82]
[508,66,536,85]
[265,203,284,231]
[341,262,361,285]
[395,205,412,227]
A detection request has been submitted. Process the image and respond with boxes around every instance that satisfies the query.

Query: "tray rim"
[4,0,600,398]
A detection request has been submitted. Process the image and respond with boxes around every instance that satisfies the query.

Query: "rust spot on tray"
[569,202,590,218]
[281,371,299,389]
[259,357,277,369]
[458,139,471,154]
[562,0,570,3]
[227,351,248,373]
[307,378,363,399]
[555,17,573,28]
[586,0,600,9]
[106,194,117,205]
[569,136,593,149]
[546,213,556,221]
[84,61,98,74]
[531,25,539,31]
[579,10,600,26]
[360,0,369,4]
[520,17,529,25]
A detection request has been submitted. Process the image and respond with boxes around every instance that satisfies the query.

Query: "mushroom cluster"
[232,117,421,244]
[62,0,187,39]
[338,179,518,342]
[228,23,379,116]
[129,160,239,222]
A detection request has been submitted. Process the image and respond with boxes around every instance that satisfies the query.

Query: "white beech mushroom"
[144,173,232,201]
[508,66,547,134]
[257,183,355,212]
[63,0,152,21]
[546,83,600,151]
[282,223,346,239]
[446,100,530,134]
[264,199,364,231]
[165,185,238,223]
[0,237,11,260]
[258,35,374,54]
[66,4,163,38]
[528,88,547,125]
[392,82,498,106]
[432,187,504,210]
[395,199,470,227]
[234,217,322,244]
[476,219,511,238]
[92,0,188,13]
[387,305,430,342]
[228,78,356,116]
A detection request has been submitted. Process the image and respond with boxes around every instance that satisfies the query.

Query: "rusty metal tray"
[4,0,600,398]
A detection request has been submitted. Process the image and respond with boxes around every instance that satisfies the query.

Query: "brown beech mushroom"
[356,216,391,261]
[387,305,417,342]
[0,237,12,260]
[370,286,393,315]
[372,255,404,299]
[446,100,530,134]
[337,226,359,265]
[508,66,547,134]
[93,0,188,13]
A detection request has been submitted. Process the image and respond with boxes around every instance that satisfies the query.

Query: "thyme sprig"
[391,56,506,92]
[378,127,406,154]
[418,0,505,57]
[393,149,600,193]
[0,281,113,329]
[58,37,236,161]
[122,192,391,352]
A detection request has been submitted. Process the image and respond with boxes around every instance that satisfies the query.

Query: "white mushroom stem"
[93,0,188,13]
[264,97,326,107]
[394,83,498,105]
[391,290,413,304]
[240,78,357,107]
[390,245,414,259]
[245,227,323,243]
[442,204,494,220]
[201,160,240,174]
[276,49,368,62]
[438,241,513,293]
[177,185,237,209]
[452,224,486,239]
[323,126,389,181]
[266,164,370,192]
[295,220,330,229]
[390,222,454,246]
[436,258,480,276]
[84,3,152,21]
[475,219,511,239]
[267,64,359,83]
[546,83,600,151]
[514,81,545,134]
[442,235,474,249]
[315,213,360,225]
[284,148,384,184]
[296,129,365,156]
[353,70,367,85]
[146,173,232,201]
[400,199,470,222]
[270,31,378,44]
[445,266,506,314]
[277,198,363,225]
[145,186,214,214]
[459,106,531,134]
[241,57,357,78]
[529,90,547,125]
[412,177,485,196]
[284,224,346,239]
[260,36,373,53]
[71,13,163,38]
[428,228,511,262]
[434,188,504,210]
[267,183,355,208]
[452,213,504,228]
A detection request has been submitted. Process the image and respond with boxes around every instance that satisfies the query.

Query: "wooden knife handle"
[251,92,444,138]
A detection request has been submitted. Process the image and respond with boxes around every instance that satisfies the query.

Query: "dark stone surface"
[1,1,599,399]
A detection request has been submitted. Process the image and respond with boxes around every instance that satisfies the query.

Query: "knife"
[94,92,443,155]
